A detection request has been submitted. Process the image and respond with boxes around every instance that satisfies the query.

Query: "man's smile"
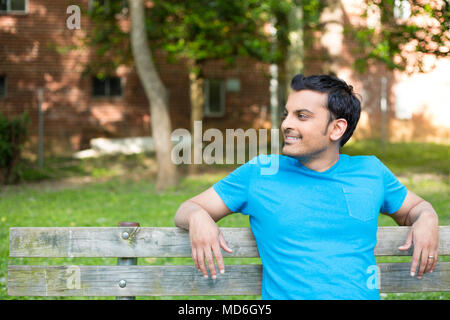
[284,135,302,143]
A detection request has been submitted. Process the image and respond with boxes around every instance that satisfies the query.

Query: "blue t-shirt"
[213,153,408,300]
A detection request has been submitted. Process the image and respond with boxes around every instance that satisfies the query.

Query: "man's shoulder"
[344,154,379,164]
[342,154,382,172]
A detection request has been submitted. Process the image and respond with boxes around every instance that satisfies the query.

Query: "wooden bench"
[8,223,450,299]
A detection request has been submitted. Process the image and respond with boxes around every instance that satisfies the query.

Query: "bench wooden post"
[116,222,140,300]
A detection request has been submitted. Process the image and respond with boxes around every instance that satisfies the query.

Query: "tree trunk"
[285,1,304,90]
[275,7,289,121]
[128,0,178,191]
[188,61,204,175]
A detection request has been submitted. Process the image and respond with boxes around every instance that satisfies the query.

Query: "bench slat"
[8,263,450,296]
[9,226,450,258]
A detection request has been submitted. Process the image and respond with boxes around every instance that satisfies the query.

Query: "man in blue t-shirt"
[174,74,439,299]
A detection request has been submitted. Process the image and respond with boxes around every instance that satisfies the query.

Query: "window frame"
[0,0,29,14]
[0,75,6,99]
[92,76,123,98]
[203,79,226,117]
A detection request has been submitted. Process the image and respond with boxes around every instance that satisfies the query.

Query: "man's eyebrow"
[296,108,314,114]
[283,108,315,114]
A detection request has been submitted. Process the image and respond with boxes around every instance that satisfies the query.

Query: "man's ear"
[329,118,347,143]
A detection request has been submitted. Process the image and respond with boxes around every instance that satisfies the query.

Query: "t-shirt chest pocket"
[342,186,377,222]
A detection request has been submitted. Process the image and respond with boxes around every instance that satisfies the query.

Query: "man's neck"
[296,149,340,173]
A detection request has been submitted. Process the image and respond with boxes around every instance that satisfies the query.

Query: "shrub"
[0,111,31,185]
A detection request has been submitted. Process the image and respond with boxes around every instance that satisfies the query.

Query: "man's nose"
[281,114,295,132]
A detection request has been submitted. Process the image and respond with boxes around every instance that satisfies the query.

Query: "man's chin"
[281,145,303,157]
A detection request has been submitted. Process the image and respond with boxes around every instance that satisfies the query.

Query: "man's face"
[281,89,336,159]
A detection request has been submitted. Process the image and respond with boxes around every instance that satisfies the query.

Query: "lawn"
[0,139,449,300]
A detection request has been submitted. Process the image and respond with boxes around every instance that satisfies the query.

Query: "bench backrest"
[8,226,450,297]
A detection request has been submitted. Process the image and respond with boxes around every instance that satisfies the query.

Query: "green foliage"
[0,112,31,185]
[80,0,448,77]
[83,0,133,77]
[273,0,325,44]
[144,0,275,69]
[82,0,325,74]
[351,0,449,73]
[82,0,279,75]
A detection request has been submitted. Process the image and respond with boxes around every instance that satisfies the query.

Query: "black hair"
[290,74,361,147]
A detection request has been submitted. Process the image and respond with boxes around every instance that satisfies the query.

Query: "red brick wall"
[0,0,271,157]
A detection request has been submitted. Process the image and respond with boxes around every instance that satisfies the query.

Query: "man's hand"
[398,211,439,279]
[174,187,235,279]
[188,210,233,279]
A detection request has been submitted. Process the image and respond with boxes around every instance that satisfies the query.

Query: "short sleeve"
[374,156,408,214]
[212,156,258,214]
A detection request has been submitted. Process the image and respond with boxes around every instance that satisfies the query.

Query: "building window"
[92,76,122,97]
[0,75,6,98]
[204,79,226,117]
[0,0,28,13]
[225,78,241,92]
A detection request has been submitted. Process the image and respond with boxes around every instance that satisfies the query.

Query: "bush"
[0,111,31,185]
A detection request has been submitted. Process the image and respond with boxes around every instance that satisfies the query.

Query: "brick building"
[0,0,272,157]
[0,0,448,158]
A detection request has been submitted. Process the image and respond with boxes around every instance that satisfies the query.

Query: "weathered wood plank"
[7,265,262,296]
[378,262,450,293]
[8,263,450,296]
[9,226,450,258]
[375,226,450,256]
[9,227,258,258]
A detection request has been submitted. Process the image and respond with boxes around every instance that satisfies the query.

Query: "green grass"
[0,174,258,300]
[1,139,449,300]
[17,152,158,182]
[341,139,450,176]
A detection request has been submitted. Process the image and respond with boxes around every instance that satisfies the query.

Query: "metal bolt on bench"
[117,222,140,300]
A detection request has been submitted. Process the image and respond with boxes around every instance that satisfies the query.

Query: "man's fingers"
[398,230,413,251]
[424,251,435,275]
[410,247,421,277]
[430,252,438,273]
[417,249,429,279]
[219,232,233,253]
[204,248,217,279]
[192,248,199,270]
[212,243,225,275]
[196,248,209,278]
[191,231,229,279]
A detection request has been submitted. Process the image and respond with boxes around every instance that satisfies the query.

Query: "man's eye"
[298,114,308,119]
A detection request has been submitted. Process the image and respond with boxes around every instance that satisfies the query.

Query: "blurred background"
[0,0,448,300]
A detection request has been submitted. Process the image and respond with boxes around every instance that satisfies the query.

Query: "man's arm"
[381,190,439,279]
[174,187,233,279]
